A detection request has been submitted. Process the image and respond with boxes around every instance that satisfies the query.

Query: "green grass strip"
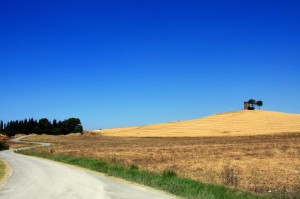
[18,151,267,199]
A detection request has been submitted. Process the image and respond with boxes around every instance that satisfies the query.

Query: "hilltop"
[92,110,300,137]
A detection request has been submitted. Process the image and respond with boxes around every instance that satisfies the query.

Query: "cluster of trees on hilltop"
[247,99,263,110]
[0,118,83,137]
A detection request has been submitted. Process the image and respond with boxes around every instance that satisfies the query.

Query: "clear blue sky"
[1,0,300,130]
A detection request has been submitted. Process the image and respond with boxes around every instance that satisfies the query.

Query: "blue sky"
[1,0,300,130]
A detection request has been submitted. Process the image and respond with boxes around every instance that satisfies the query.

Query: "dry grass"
[26,133,300,196]
[24,110,300,196]
[0,159,7,184]
[92,110,300,137]
[7,142,34,149]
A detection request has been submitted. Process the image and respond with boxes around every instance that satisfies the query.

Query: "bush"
[0,142,9,151]
[162,170,177,178]
[129,164,139,170]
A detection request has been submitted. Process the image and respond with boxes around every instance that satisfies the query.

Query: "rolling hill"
[92,110,300,137]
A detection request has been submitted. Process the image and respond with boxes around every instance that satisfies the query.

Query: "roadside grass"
[19,150,266,199]
[24,134,300,195]
[0,159,7,182]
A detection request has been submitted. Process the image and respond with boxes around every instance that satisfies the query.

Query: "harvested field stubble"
[26,133,300,197]
[0,159,7,182]
[93,110,300,137]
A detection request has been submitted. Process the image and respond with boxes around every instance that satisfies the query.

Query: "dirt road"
[0,138,176,199]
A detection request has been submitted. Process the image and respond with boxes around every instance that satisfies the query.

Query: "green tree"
[2,117,83,136]
[23,119,31,135]
[72,124,83,134]
[38,118,52,134]
[62,118,81,134]
[52,119,58,128]
[29,118,37,133]
[248,99,256,110]
[32,126,41,135]
[256,100,263,110]
[0,141,9,150]
[0,120,3,133]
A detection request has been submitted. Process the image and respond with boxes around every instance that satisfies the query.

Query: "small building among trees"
[244,99,263,110]
[244,101,249,110]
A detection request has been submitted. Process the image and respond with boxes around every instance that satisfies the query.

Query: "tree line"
[0,118,83,137]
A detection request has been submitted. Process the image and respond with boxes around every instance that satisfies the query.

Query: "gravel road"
[0,137,177,199]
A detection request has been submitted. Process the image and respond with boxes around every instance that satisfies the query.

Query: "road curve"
[0,138,177,199]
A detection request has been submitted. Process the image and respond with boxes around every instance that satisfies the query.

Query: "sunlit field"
[93,110,300,137]
[26,133,300,197]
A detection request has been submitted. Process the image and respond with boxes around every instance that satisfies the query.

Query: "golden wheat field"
[92,110,300,137]
[26,133,300,195]
[24,110,300,196]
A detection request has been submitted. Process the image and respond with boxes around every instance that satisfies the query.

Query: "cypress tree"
[0,120,3,133]
[52,119,58,128]
[2,117,83,136]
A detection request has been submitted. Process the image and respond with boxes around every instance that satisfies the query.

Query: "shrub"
[162,170,177,178]
[129,164,139,170]
[0,141,9,151]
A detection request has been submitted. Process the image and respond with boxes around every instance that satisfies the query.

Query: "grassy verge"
[0,159,7,183]
[18,150,267,199]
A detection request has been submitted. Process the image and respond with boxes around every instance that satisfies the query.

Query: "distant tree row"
[0,118,83,137]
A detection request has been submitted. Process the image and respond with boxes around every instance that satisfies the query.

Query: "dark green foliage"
[32,126,41,135]
[0,141,9,151]
[51,128,62,135]
[0,120,3,133]
[256,101,263,110]
[0,118,83,136]
[38,118,52,134]
[71,124,83,134]
[62,118,82,134]
[247,99,264,110]
[162,170,177,178]
[248,99,256,110]
[129,164,139,170]
[52,119,58,128]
